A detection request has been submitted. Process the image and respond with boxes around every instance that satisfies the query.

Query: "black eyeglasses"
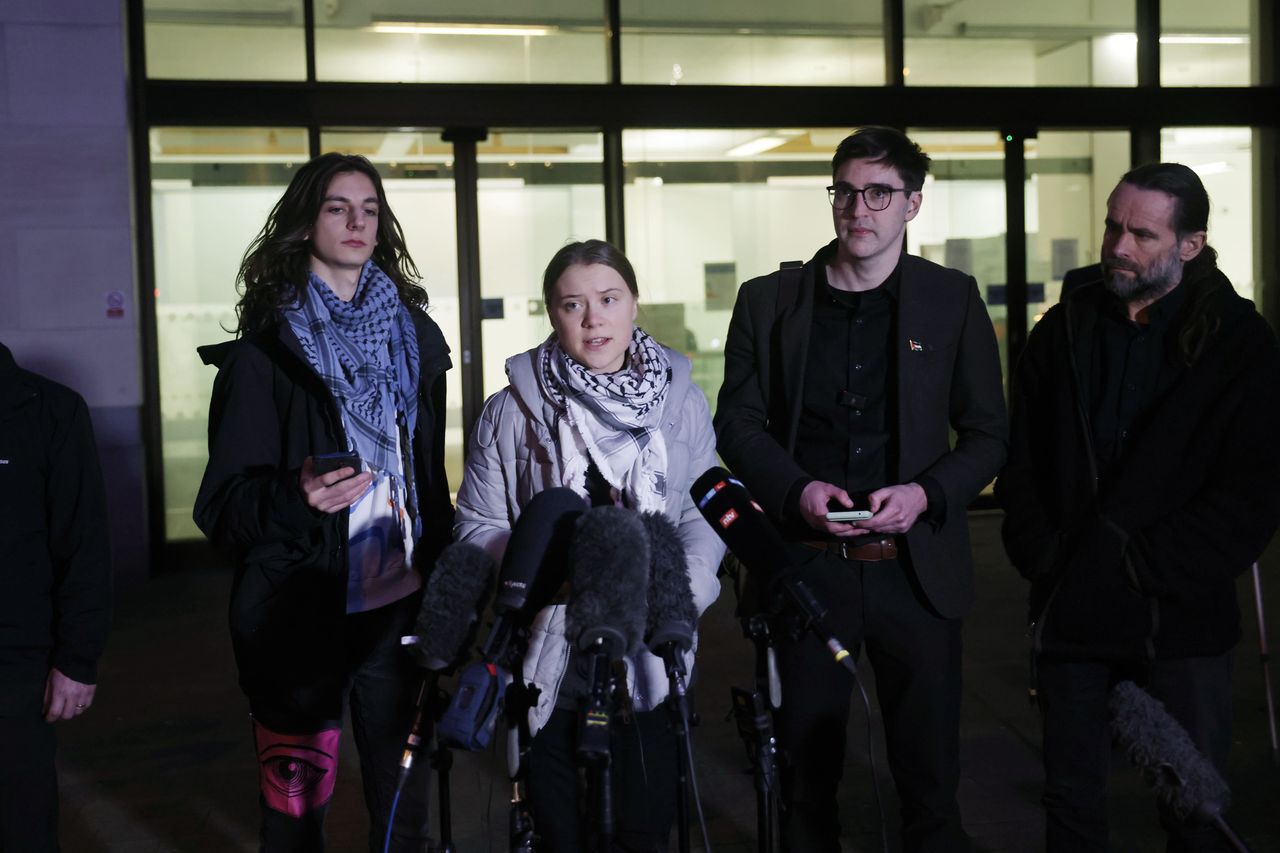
[826,183,910,212]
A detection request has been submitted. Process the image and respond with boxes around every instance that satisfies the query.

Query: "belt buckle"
[839,541,849,560]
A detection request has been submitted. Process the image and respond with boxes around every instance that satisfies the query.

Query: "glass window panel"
[151,127,309,540]
[1025,131,1130,327]
[620,2,883,85]
[314,0,607,83]
[621,129,843,410]
[477,132,606,398]
[1161,0,1251,85]
[320,130,463,491]
[1162,127,1255,302]
[904,0,1136,86]
[144,1,305,80]
[905,130,1008,372]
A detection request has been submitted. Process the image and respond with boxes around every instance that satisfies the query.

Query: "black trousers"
[773,547,968,853]
[526,706,679,853]
[1038,652,1235,853]
[250,594,430,853]
[0,683,58,853]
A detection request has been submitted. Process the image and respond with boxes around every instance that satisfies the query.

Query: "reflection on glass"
[903,0,1136,86]
[1161,0,1251,86]
[151,127,309,539]
[621,129,843,410]
[144,1,306,80]
[1024,131,1130,324]
[321,131,463,489]
[1162,127,1255,302]
[620,3,882,85]
[905,130,1007,365]
[314,0,606,83]
[477,132,606,398]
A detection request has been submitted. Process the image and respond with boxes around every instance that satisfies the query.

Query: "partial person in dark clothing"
[997,162,1280,852]
[0,342,112,853]
[715,127,1007,852]
[194,154,452,853]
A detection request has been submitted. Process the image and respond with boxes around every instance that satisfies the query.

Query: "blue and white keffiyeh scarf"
[535,326,672,513]
[284,261,420,478]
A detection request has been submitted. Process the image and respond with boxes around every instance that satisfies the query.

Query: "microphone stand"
[734,615,780,853]
[655,643,694,853]
[576,638,618,853]
[504,678,541,852]
[429,745,456,853]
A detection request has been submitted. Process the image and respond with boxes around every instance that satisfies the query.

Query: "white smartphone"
[826,498,873,523]
[826,509,873,522]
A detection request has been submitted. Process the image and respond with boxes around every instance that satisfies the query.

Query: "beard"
[1103,245,1183,304]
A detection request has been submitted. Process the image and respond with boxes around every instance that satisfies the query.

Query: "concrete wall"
[0,0,147,585]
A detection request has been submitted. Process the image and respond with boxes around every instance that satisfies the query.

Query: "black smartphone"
[313,451,362,477]
[826,495,873,522]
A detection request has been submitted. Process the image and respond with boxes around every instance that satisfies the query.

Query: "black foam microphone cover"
[640,510,697,652]
[1109,680,1232,824]
[495,487,587,618]
[565,505,651,658]
[411,541,495,671]
[690,466,792,586]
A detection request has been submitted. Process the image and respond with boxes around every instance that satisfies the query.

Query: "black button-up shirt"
[1091,281,1189,475]
[793,262,899,499]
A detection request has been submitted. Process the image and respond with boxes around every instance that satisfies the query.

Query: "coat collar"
[0,342,39,416]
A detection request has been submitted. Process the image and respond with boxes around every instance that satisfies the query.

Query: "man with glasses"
[715,126,1007,851]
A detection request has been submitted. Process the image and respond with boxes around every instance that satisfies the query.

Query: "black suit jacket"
[714,243,1008,618]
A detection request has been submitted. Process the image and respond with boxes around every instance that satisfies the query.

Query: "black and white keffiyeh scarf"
[534,326,672,513]
[284,261,420,478]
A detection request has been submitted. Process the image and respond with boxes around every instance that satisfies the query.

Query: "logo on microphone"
[719,508,739,529]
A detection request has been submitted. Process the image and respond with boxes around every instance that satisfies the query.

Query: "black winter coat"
[193,311,452,719]
[997,264,1280,661]
[0,343,111,712]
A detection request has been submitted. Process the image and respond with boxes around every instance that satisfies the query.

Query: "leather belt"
[800,537,899,562]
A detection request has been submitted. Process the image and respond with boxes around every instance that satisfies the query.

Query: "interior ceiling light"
[726,136,788,157]
[370,22,556,36]
[1159,35,1248,45]
[1189,161,1231,176]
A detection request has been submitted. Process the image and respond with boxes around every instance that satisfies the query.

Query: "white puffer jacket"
[454,341,724,735]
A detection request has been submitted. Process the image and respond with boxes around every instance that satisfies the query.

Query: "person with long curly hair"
[194,153,453,852]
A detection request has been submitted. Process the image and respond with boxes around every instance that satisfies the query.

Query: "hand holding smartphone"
[825,496,873,523]
[313,451,362,478]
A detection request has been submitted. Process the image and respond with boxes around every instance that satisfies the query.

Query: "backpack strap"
[776,260,804,322]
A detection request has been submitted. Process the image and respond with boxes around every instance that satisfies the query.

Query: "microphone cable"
[849,664,889,853]
[677,695,713,853]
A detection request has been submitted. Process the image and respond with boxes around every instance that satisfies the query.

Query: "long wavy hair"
[234,153,428,334]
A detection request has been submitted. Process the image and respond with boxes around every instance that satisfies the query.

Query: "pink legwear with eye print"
[253,720,341,817]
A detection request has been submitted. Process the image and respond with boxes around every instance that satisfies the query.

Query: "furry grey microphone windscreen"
[640,510,697,649]
[1109,680,1231,822]
[565,505,651,656]
[412,542,495,671]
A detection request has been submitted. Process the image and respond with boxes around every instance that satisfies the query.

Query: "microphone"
[566,506,651,770]
[565,505,651,658]
[409,541,496,671]
[1108,681,1245,845]
[639,510,697,677]
[690,466,857,676]
[398,541,495,786]
[481,487,587,666]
